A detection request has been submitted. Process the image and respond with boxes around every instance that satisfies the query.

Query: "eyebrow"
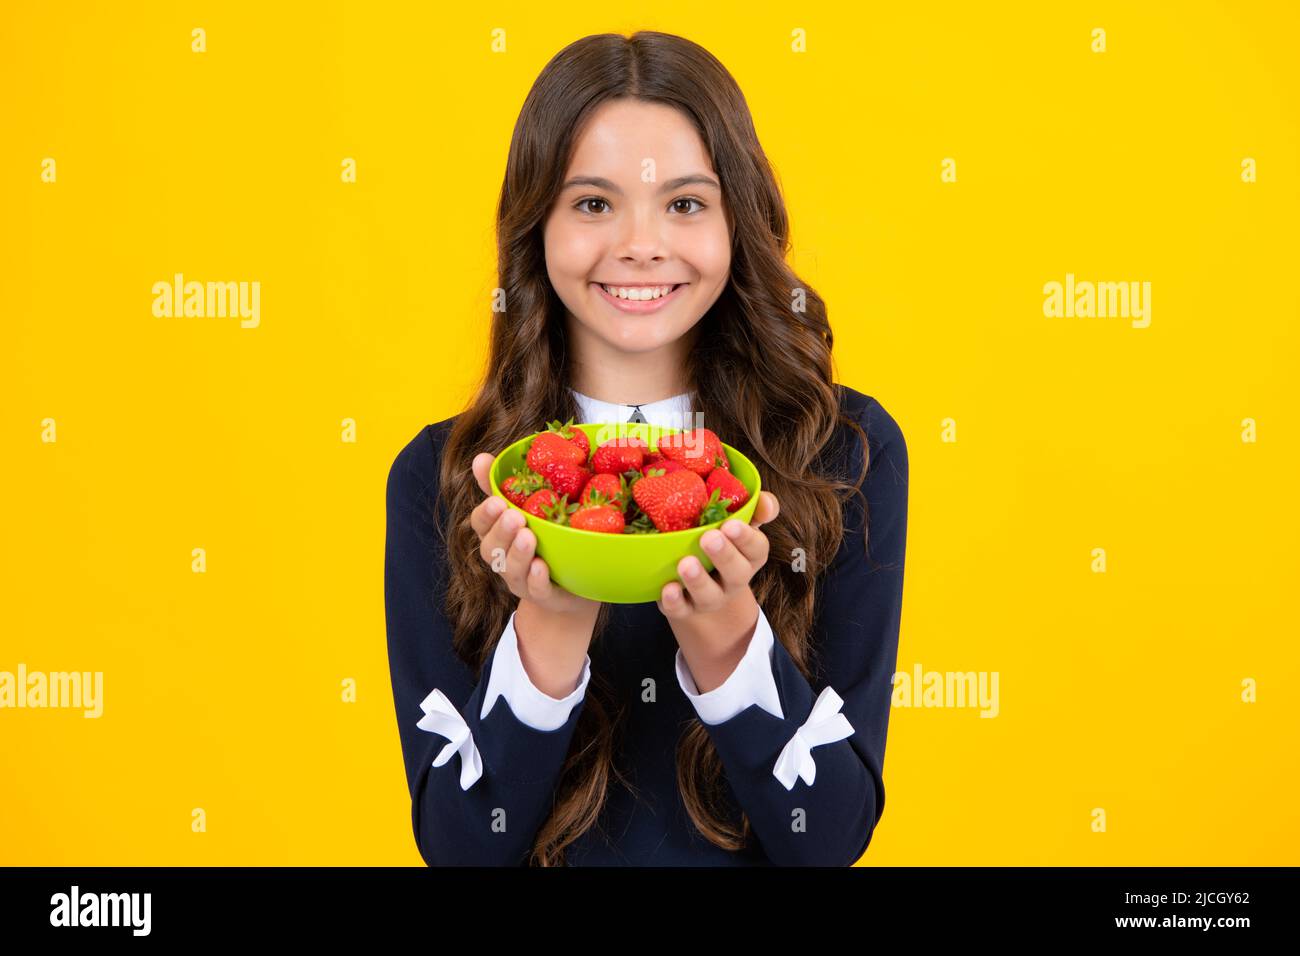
[560,174,721,195]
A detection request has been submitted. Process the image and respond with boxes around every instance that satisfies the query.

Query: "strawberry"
[543,418,590,460]
[501,467,545,507]
[543,461,592,499]
[580,472,628,510]
[640,458,686,477]
[523,489,577,524]
[631,468,711,532]
[570,500,625,534]
[526,431,587,476]
[705,468,750,512]
[522,488,558,518]
[656,428,728,476]
[591,436,646,476]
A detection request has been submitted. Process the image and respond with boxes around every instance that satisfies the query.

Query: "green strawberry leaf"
[546,417,580,441]
[697,488,731,526]
[623,511,658,535]
[541,493,579,525]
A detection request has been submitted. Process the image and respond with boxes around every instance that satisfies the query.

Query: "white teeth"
[600,284,677,300]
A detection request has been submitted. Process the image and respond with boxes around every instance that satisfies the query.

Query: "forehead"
[564,99,714,180]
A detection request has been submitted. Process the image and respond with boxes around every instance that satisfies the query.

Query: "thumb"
[472,453,495,497]
[752,491,779,529]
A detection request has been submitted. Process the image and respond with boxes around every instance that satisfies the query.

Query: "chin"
[607,329,671,352]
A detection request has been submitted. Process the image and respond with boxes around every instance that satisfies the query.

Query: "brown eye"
[577,198,610,214]
[671,197,705,215]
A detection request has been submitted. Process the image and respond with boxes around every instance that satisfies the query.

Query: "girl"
[384,30,908,866]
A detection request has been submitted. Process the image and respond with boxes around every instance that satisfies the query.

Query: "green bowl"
[489,422,762,604]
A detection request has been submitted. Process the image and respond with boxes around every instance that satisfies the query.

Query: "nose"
[614,204,668,262]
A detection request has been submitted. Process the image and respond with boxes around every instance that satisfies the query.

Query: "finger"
[524,555,555,601]
[659,580,694,620]
[472,453,495,497]
[698,527,754,593]
[479,506,526,569]
[501,522,538,592]
[718,517,770,568]
[677,554,726,611]
[751,491,779,529]
[470,493,508,540]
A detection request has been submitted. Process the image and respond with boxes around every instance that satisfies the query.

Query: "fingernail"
[723,520,745,539]
[701,532,722,553]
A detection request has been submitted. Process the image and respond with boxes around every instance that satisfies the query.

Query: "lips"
[591,281,688,314]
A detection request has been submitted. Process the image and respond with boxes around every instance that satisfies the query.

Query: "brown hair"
[434,30,871,864]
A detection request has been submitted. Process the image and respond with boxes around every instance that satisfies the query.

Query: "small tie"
[628,405,648,423]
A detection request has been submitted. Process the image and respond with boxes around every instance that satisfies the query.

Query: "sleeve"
[680,396,908,866]
[384,425,589,866]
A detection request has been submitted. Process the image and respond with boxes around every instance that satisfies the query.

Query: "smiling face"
[543,98,732,368]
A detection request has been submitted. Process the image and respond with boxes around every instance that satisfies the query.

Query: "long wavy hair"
[433,30,872,865]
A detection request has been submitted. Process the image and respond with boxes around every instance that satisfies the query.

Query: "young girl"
[384,31,908,866]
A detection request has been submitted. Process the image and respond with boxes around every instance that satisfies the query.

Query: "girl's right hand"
[470,453,602,621]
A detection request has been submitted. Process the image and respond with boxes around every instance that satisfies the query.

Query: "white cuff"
[675,606,785,724]
[482,608,591,731]
[417,688,483,791]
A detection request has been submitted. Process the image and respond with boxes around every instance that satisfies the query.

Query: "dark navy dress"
[384,384,908,865]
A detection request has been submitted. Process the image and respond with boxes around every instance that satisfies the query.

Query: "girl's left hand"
[657,491,780,688]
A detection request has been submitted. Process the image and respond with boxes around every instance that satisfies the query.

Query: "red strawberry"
[657,428,728,476]
[526,431,587,476]
[631,468,711,532]
[640,458,686,477]
[580,472,628,510]
[543,461,592,499]
[543,418,590,460]
[705,468,750,512]
[501,467,545,507]
[522,488,558,518]
[523,489,577,524]
[570,500,625,534]
[591,436,647,476]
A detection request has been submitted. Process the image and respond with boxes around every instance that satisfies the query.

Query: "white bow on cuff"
[772,686,855,791]
[417,688,484,791]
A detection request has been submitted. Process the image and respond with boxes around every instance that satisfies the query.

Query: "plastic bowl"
[488,422,762,604]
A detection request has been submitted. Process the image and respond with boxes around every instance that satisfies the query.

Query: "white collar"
[570,387,697,430]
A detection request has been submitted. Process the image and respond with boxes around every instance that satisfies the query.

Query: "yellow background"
[3,2,1296,865]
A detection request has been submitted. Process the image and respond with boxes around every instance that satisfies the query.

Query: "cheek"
[680,226,732,283]
[546,221,603,274]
